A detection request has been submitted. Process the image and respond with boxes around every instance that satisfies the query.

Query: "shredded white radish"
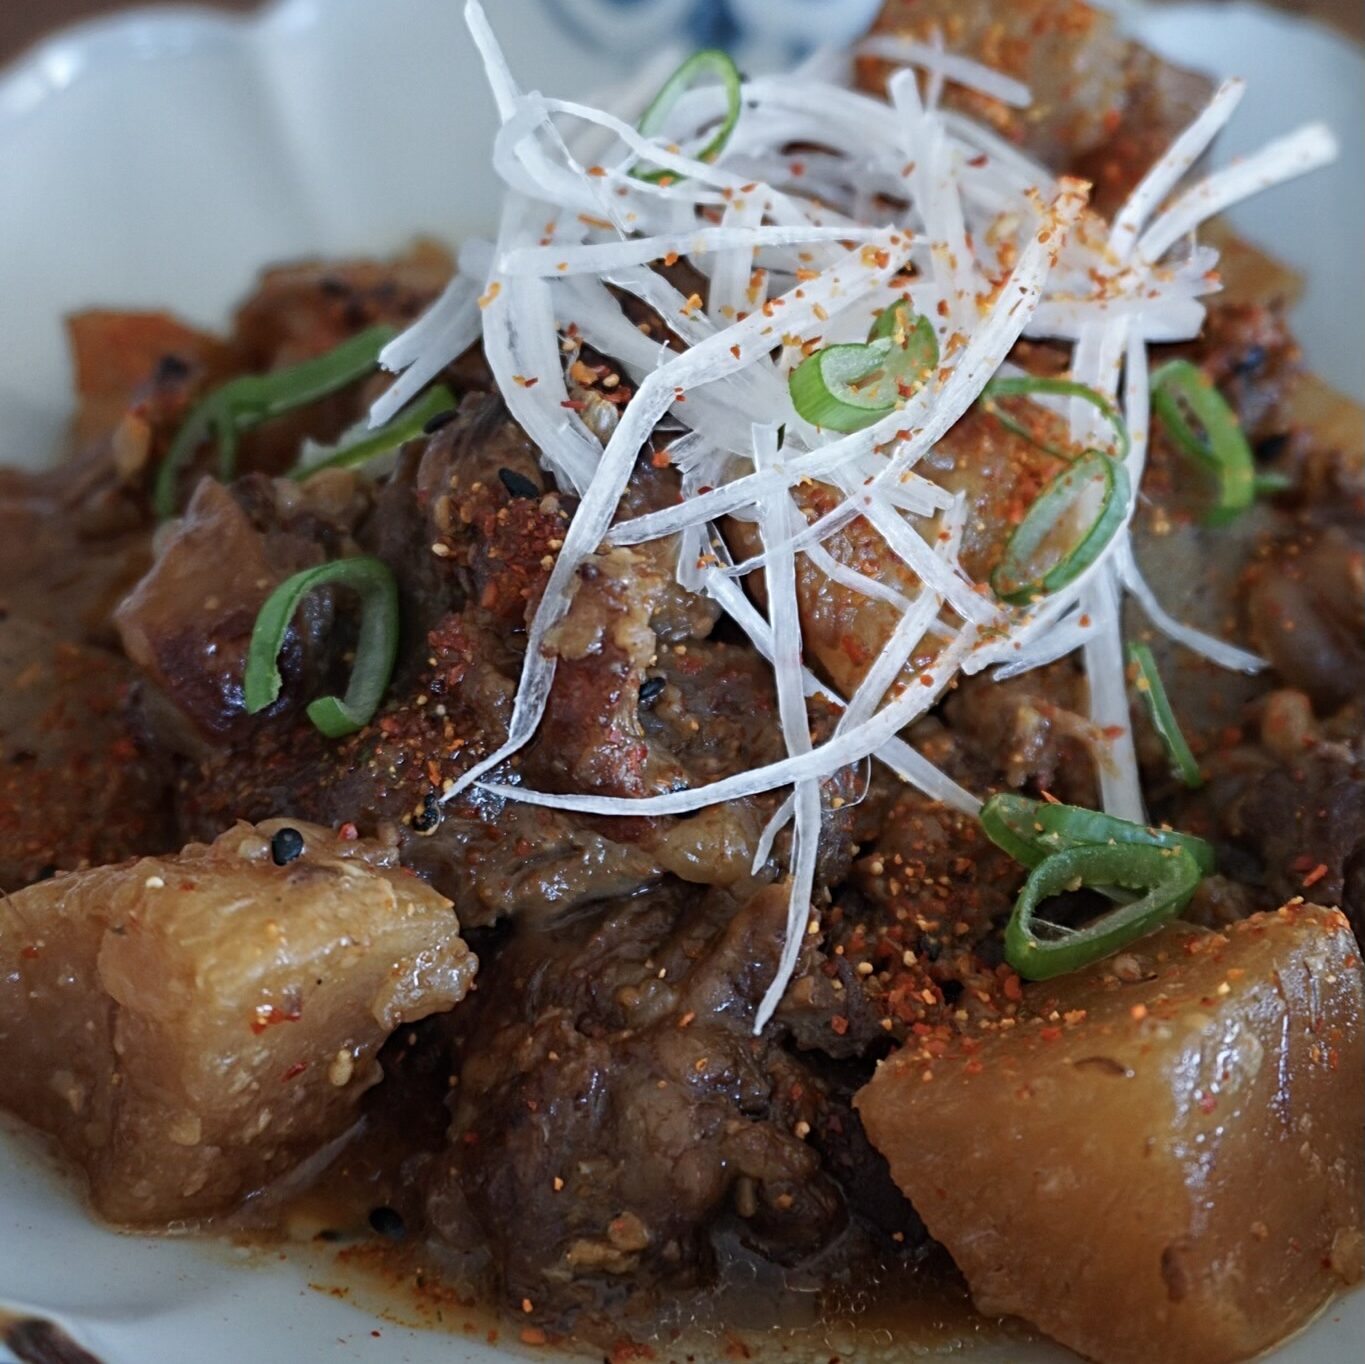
[357,0,1339,1027]
[859,33,1031,108]
[1138,123,1339,263]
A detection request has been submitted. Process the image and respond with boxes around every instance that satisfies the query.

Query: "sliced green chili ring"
[1127,641,1203,788]
[633,49,742,184]
[289,385,456,480]
[155,324,397,519]
[979,376,1130,461]
[1004,842,1202,979]
[991,448,1129,605]
[1150,358,1255,525]
[244,556,399,739]
[980,793,1215,876]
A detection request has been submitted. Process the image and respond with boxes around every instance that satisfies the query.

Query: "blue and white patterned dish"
[542,0,883,60]
[0,2,1360,1361]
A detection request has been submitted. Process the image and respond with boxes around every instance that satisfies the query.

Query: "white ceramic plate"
[0,2,1360,1360]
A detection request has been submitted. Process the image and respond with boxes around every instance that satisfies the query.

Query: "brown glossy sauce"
[246,1100,1034,1362]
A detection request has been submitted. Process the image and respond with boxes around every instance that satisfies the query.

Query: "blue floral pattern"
[542,0,884,62]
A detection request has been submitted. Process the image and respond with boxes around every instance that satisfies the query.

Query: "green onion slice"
[991,448,1129,604]
[634,49,742,184]
[866,299,939,362]
[156,324,397,518]
[980,793,1215,876]
[1004,842,1202,979]
[1127,641,1203,788]
[980,376,1130,461]
[788,301,939,433]
[244,556,399,738]
[289,385,456,480]
[1150,358,1255,525]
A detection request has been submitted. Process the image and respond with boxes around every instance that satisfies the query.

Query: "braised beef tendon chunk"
[425,884,859,1322]
[0,819,475,1225]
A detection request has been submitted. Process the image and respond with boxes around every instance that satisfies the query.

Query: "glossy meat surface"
[0,819,475,1224]
[857,903,1365,1364]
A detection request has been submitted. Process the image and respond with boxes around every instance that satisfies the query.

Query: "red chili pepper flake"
[1039,1025,1062,1043]
[830,1015,850,1036]
[20,944,40,960]
[252,1003,303,1035]
[280,1060,308,1082]
[338,821,359,842]
[1301,862,1329,888]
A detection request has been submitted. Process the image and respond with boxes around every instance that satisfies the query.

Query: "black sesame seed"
[412,792,442,833]
[270,827,305,866]
[422,408,458,435]
[498,467,542,499]
[1255,432,1290,462]
[368,1206,406,1240]
[154,353,191,384]
[638,676,666,707]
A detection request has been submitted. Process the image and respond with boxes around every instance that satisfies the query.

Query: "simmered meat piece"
[0,819,475,1225]
[172,600,669,926]
[116,475,368,742]
[941,660,1100,803]
[0,448,152,649]
[725,406,1060,705]
[0,618,172,891]
[1198,733,1365,940]
[857,904,1364,1364]
[232,244,453,370]
[861,0,1129,163]
[844,0,1221,219]
[170,403,802,915]
[1245,525,1364,713]
[64,309,231,454]
[861,0,1211,213]
[425,882,920,1324]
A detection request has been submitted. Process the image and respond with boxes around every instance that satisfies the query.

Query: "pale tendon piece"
[856,903,1364,1364]
[0,820,475,1226]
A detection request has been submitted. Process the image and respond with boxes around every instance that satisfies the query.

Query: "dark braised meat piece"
[861,0,1211,214]
[0,618,173,891]
[1245,525,1364,714]
[116,474,368,743]
[941,661,1100,805]
[1190,730,1365,942]
[425,882,922,1323]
